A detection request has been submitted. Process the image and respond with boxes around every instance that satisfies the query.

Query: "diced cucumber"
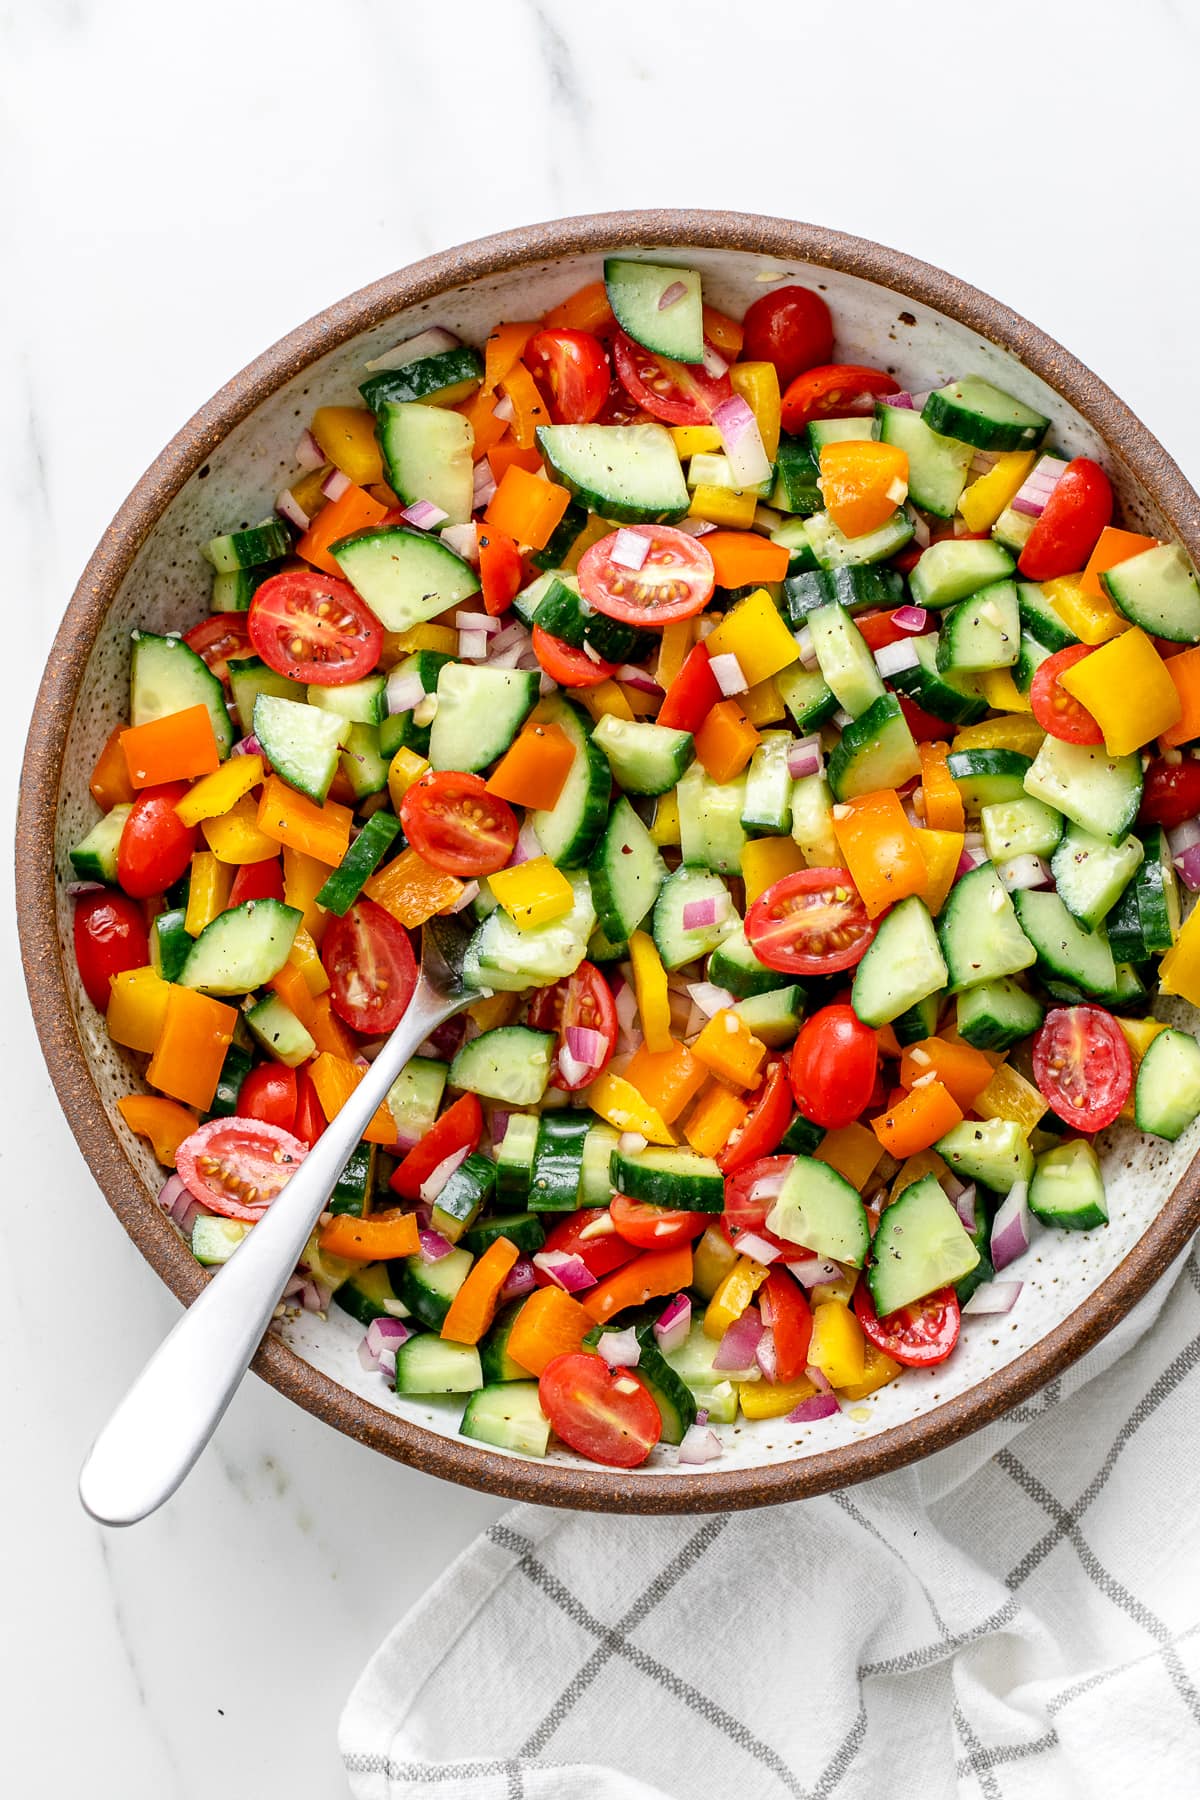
[731,984,804,1047]
[826,694,920,802]
[1101,542,1200,642]
[908,539,1016,609]
[955,978,1044,1052]
[70,805,131,883]
[947,749,1032,814]
[207,1041,253,1119]
[386,1055,448,1147]
[376,401,473,525]
[784,563,904,623]
[529,1112,591,1212]
[851,896,947,1027]
[149,907,192,983]
[1133,824,1180,954]
[677,763,748,874]
[1029,1139,1108,1230]
[428,664,538,775]
[463,872,595,992]
[891,988,942,1047]
[317,811,402,916]
[202,517,291,573]
[604,257,704,362]
[769,517,820,573]
[394,1334,482,1395]
[921,376,1049,452]
[771,434,823,515]
[536,423,689,524]
[935,1119,1034,1194]
[877,405,973,518]
[627,1327,698,1444]
[529,501,590,573]
[334,1262,409,1326]
[378,651,452,759]
[431,1151,496,1244]
[887,634,988,726]
[212,566,271,612]
[779,1113,825,1156]
[579,1123,621,1206]
[192,1216,250,1266]
[460,1381,550,1456]
[477,1300,530,1383]
[1014,629,1055,695]
[938,862,1036,992]
[1051,823,1143,932]
[774,662,839,733]
[179,899,301,995]
[253,694,346,802]
[244,993,316,1067]
[708,923,788,998]
[740,733,796,835]
[992,505,1037,554]
[803,508,914,570]
[808,602,885,718]
[591,716,692,797]
[609,1145,725,1212]
[306,673,388,727]
[1024,736,1143,846]
[1135,1028,1200,1140]
[360,346,484,411]
[396,1248,474,1332]
[981,796,1064,863]
[331,526,479,633]
[339,722,388,802]
[867,1173,980,1313]
[790,773,840,864]
[531,697,612,869]
[766,1155,870,1267]
[227,657,303,728]
[130,631,234,758]
[652,866,733,969]
[463,1214,546,1259]
[1014,888,1121,998]
[589,797,667,948]
[806,416,880,454]
[937,580,1020,673]
[495,1113,540,1202]
[1017,581,1078,652]
[449,1026,555,1107]
[532,570,651,665]
[1105,879,1148,965]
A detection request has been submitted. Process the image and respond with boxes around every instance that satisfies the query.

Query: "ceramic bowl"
[19,211,1200,1512]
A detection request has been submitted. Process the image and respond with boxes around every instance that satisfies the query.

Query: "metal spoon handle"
[79,977,467,1526]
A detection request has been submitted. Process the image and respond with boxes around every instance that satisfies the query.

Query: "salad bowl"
[18,210,1200,1512]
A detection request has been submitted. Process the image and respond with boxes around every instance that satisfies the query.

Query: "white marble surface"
[4,0,1200,1792]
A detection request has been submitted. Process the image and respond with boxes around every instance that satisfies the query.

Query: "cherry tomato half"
[293,1067,326,1148]
[745,869,876,976]
[248,569,382,686]
[400,770,519,877]
[780,363,900,434]
[175,1117,308,1221]
[1139,757,1200,829]
[115,782,197,899]
[723,1154,801,1258]
[741,286,834,390]
[184,612,252,685]
[1018,458,1114,582]
[524,328,610,425]
[73,888,151,1011]
[527,961,618,1091]
[538,1350,662,1467]
[609,1194,710,1251]
[390,1092,482,1201]
[236,1063,298,1132]
[718,1061,793,1175]
[611,330,732,426]
[578,526,715,628]
[761,1266,814,1381]
[322,898,418,1035]
[536,1208,641,1279]
[1032,1005,1132,1133]
[790,1004,879,1130]
[1030,645,1104,744]
[531,624,616,688]
[854,1283,961,1368]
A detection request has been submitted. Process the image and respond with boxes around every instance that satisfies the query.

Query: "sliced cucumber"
[211,566,271,611]
[339,722,388,800]
[741,732,796,835]
[936,579,1020,673]
[306,672,387,727]
[652,866,733,969]
[980,796,1064,863]
[253,694,345,802]
[826,694,920,802]
[202,517,291,574]
[1051,823,1143,932]
[732,984,805,1048]
[936,1118,1034,1194]
[1134,824,1180,954]
[1014,629,1055,695]
[867,1173,981,1313]
[149,907,192,983]
[1029,1139,1108,1229]
[460,1381,550,1456]
[192,1216,250,1266]
[774,662,839,733]
[463,1214,546,1260]
[579,1123,621,1206]
[536,423,689,524]
[808,602,885,718]
[395,1248,474,1332]
[790,772,840,864]
[376,401,473,525]
[449,1026,555,1107]
[531,696,612,868]
[947,748,1032,814]
[807,416,880,454]
[604,258,703,362]
[676,763,748,874]
[130,631,234,758]
[431,1151,497,1244]
[1013,889,1119,998]
[628,1326,698,1444]
[887,634,988,726]
[394,1334,482,1395]
[708,924,789,999]
[428,664,539,774]
[331,526,479,633]
[463,872,595,993]
[771,434,823,516]
[921,376,1049,452]
[992,505,1037,555]
[956,978,1044,1052]
[359,346,484,411]
[1017,580,1078,652]
[908,539,1016,609]
[592,715,693,796]
[589,797,667,948]
[766,1155,870,1267]
[317,810,403,916]
[70,805,131,883]
[803,507,914,570]
[227,657,304,728]
[876,405,973,518]
[244,993,316,1067]
[386,1055,447,1146]
[178,898,301,995]
[891,988,942,1047]
[938,862,1036,992]
[1023,736,1143,846]
[851,896,947,1027]
[783,563,904,623]
[609,1145,725,1212]
[1101,542,1200,642]
[334,1262,409,1327]
[531,571,651,665]
[1135,1028,1200,1140]
[495,1113,540,1202]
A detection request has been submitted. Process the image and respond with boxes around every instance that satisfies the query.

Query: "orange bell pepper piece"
[457,386,510,463]
[440,1236,520,1345]
[656,618,698,690]
[819,440,909,539]
[499,362,548,450]
[485,464,571,550]
[485,720,575,810]
[684,1082,749,1157]
[487,440,544,482]
[691,1010,768,1090]
[1159,645,1200,749]
[899,1037,995,1110]
[296,482,388,577]
[120,704,220,789]
[693,698,760,782]
[365,846,464,929]
[268,962,356,1059]
[702,305,744,360]
[257,776,353,867]
[919,741,965,832]
[915,828,965,918]
[307,1052,397,1146]
[282,845,333,939]
[815,1122,884,1191]
[624,1039,708,1125]
[507,1284,594,1376]
[117,1094,199,1167]
[702,531,790,589]
[542,281,615,335]
[146,987,238,1111]
[583,1243,694,1324]
[317,1208,420,1264]
[831,789,928,919]
[90,725,136,810]
[871,1079,964,1159]
[483,321,538,395]
[1080,526,1159,600]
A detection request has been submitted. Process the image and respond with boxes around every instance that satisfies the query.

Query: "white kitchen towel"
[341,1241,1200,1800]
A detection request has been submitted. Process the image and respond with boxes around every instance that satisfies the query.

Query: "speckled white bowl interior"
[46,226,1200,1492]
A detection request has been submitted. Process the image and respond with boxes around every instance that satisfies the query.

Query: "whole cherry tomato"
[790,1004,879,1129]
[741,285,834,389]
[73,889,151,1011]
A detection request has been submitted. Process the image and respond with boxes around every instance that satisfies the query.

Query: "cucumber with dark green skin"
[632,1326,699,1444]
[1029,1139,1109,1229]
[212,565,272,612]
[203,517,292,573]
[478,1302,532,1383]
[1011,889,1117,997]
[938,863,1036,992]
[529,1113,592,1212]
[1135,1029,1200,1141]
[462,1212,546,1258]
[827,694,921,802]
[149,908,192,983]
[395,1335,482,1395]
[771,434,823,515]
[1105,881,1148,965]
[180,899,302,996]
[955,978,1044,1052]
[783,564,904,624]
[1017,581,1078,652]
[868,1172,981,1313]
[333,1261,409,1327]
[945,749,1032,813]
[1133,825,1180,954]
[359,346,484,411]
[460,1381,550,1454]
[887,635,989,726]
[779,1113,825,1156]
[495,1114,539,1202]
[536,423,690,524]
[394,1246,473,1330]
[1101,542,1200,642]
[588,796,667,946]
[316,811,402,915]
[708,925,791,999]
[527,500,589,571]
[531,696,612,869]
[774,662,840,733]
[227,657,303,730]
[531,572,653,664]
[955,1187,995,1305]
[891,989,942,1048]
[920,377,1049,453]
[431,1152,497,1243]
[328,1142,376,1217]
[205,1042,254,1120]
[608,1145,725,1212]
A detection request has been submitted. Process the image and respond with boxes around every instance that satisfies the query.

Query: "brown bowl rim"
[18,209,1200,1513]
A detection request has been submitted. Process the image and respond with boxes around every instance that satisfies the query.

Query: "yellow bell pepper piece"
[704,1255,770,1339]
[808,1298,867,1387]
[692,1223,739,1299]
[815,1122,883,1191]
[889,1147,951,1204]
[578,680,635,724]
[978,667,1032,714]
[739,1375,817,1420]
[973,1061,1046,1133]
[562,514,612,573]
[282,847,331,941]
[951,713,1046,756]
[656,619,697,690]
[957,450,1035,533]
[107,965,172,1053]
[689,485,758,529]
[629,930,672,1053]
[175,756,264,826]
[1118,1016,1169,1122]
[287,926,330,996]
[704,587,799,688]
[488,856,575,930]
[468,990,522,1032]
[916,828,964,917]
[729,362,782,461]
[1157,905,1200,1007]
[310,406,385,488]
[692,1010,768,1090]
[1043,573,1129,647]
[184,851,233,934]
[202,794,280,865]
[740,675,786,726]
[387,747,430,812]
[586,1071,676,1145]
[812,1271,859,1307]
[649,790,681,847]
[838,1341,902,1401]
[741,836,806,906]
[1059,628,1181,755]
[671,425,722,457]
[384,623,458,658]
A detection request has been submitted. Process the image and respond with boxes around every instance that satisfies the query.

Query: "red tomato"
[745,869,877,976]
[531,624,616,687]
[1140,757,1200,828]
[854,1283,961,1368]
[73,889,151,1011]
[390,1093,482,1200]
[578,526,715,628]
[293,1067,326,1148]
[236,1063,298,1132]
[1030,645,1104,744]
[227,857,285,908]
[741,286,834,390]
[115,782,197,899]
[761,1267,814,1381]
[896,693,957,743]
[790,1004,879,1129]
[527,961,617,1091]
[400,770,519,877]
[1018,458,1114,581]
[322,899,417,1034]
[523,328,610,424]
[477,528,525,617]
[248,569,382,686]
[1032,1005,1132,1132]
[856,610,912,652]
[723,1154,800,1257]
[657,643,721,733]
[175,1117,308,1221]
[718,1061,793,1174]
[184,612,252,685]
[536,1208,641,1280]
[780,363,900,434]
[595,375,655,427]
[611,330,732,426]
[609,1194,710,1250]
[538,1350,662,1467]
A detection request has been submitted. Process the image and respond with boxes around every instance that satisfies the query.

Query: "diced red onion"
[654,1293,692,1354]
[963,1279,1024,1315]
[418,1149,469,1207]
[358,1316,412,1376]
[446,880,480,914]
[614,665,662,698]
[67,879,106,897]
[454,610,501,634]
[678,517,717,537]
[806,1364,833,1395]
[363,326,459,373]
[736,1231,782,1266]
[786,735,825,779]
[658,280,687,311]
[951,1181,977,1232]
[533,1249,597,1293]
[618,1131,648,1155]
[472,460,497,509]
[459,628,490,661]
[418,1229,457,1263]
[784,1256,843,1288]
[892,605,930,633]
[703,344,729,379]
[677,1423,723,1464]
[681,897,719,930]
[874,640,921,679]
[1011,455,1068,518]
[613,979,638,1037]
[1168,817,1200,858]
[748,1171,787,1205]
[385,671,425,715]
[611,528,651,571]
[969,448,1000,478]
[401,499,448,531]
[295,427,325,471]
[713,395,772,489]
[440,522,480,564]
[276,488,310,531]
[566,1025,606,1066]
[998,853,1053,892]
[755,1327,778,1382]
[500,1256,538,1303]
[1175,844,1200,892]
[709,651,749,696]
[321,467,351,502]
[506,818,543,867]
[489,617,532,659]
[713,1305,763,1372]
[598,1326,641,1368]
[557,1046,592,1086]
[939,1168,968,1200]
[990,1180,1031,1271]
[955,845,989,879]
[793,626,819,669]
[788,1391,839,1423]
[686,980,735,1018]
[489,1109,511,1146]
[230,734,264,763]
[883,392,916,411]
[904,504,931,549]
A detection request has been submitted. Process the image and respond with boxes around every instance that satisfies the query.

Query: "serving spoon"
[79,918,489,1527]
